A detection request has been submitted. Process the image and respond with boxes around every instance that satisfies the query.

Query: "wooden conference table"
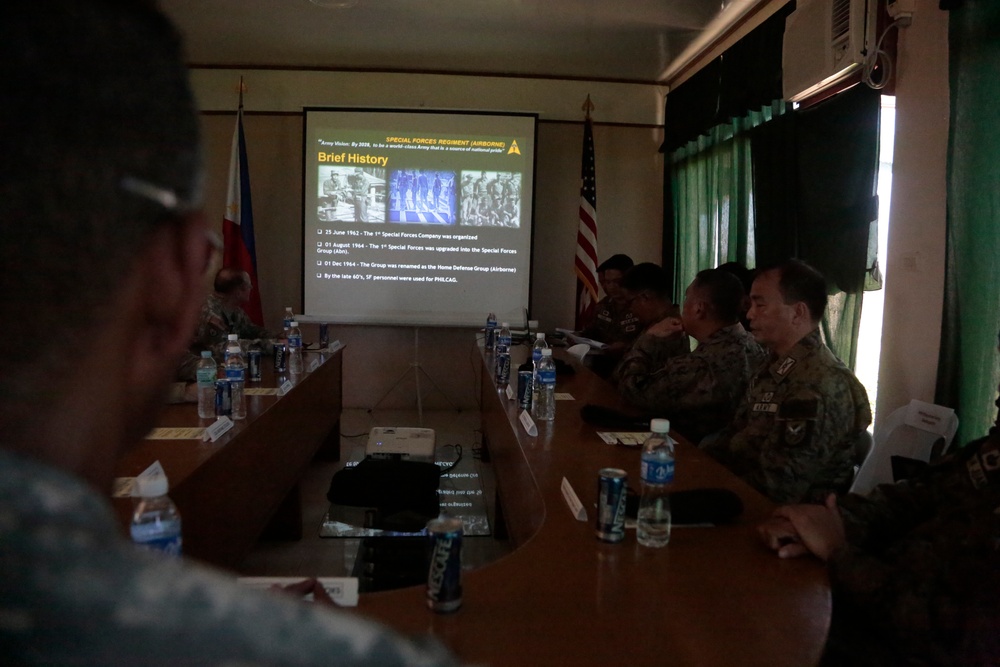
[359,343,831,667]
[112,347,343,570]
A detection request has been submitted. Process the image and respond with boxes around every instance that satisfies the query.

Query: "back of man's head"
[215,268,250,295]
[0,0,200,409]
[597,254,634,275]
[767,259,828,322]
[621,263,671,301]
[691,269,745,324]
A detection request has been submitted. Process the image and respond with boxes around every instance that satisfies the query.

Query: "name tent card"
[204,417,234,442]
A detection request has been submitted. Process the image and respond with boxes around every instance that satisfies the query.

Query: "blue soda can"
[248,349,262,381]
[517,368,533,409]
[319,323,329,348]
[426,516,463,613]
[273,342,287,372]
[494,345,510,387]
[214,379,232,417]
[596,468,628,543]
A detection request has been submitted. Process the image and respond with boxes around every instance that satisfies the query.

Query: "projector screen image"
[303,109,537,327]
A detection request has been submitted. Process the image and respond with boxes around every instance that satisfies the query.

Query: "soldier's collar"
[766,330,820,382]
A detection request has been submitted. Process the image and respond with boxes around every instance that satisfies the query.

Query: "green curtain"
[669,101,784,303]
[750,84,882,368]
[935,0,1000,446]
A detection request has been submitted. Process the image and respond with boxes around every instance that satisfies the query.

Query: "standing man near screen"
[702,260,871,504]
[349,166,372,222]
[0,3,459,665]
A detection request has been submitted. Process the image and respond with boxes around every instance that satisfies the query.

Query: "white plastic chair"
[849,399,959,496]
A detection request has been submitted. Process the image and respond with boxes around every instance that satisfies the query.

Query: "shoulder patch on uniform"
[783,420,809,445]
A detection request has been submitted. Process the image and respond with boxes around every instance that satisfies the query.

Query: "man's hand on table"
[758,493,846,561]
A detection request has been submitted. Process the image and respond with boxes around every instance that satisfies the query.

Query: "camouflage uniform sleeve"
[729,379,865,503]
[193,301,229,361]
[819,442,1000,665]
[231,307,272,341]
[616,333,700,415]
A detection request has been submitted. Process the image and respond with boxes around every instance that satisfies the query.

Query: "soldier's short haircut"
[621,262,671,301]
[691,269,745,324]
[765,259,829,322]
[597,254,634,274]
[215,268,250,295]
[0,0,200,401]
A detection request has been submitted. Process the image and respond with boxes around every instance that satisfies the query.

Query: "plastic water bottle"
[484,312,497,350]
[531,332,548,363]
[637,418,674,547]
[497,321,512,350]
[532,348,556,421]
[195,350,217,419]
[531,333,549,407]
[283,307,294,332]
[130,472,182,556]
[224,334,246,420]
[287,320,304,374]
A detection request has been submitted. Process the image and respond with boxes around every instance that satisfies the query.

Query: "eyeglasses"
[121,175,220,271]
[120,175,200,215]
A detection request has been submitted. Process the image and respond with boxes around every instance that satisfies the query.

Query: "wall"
[874,1,950,427]
[190,70,666,409]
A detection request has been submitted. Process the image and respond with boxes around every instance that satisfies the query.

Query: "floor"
[236,408,512,584]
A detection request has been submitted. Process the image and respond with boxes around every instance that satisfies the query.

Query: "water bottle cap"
[541,348,552,356]
[501,322,509,327]
[228,334,238,341]
[136,473,168,497]
[200,350,212,358]
[536,333,545,339]
[290,321,298,327]
[650,418,671,434]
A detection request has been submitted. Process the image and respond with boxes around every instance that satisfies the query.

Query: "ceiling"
[160,0,761,84]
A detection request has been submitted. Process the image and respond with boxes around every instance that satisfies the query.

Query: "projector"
[365,427,436,461]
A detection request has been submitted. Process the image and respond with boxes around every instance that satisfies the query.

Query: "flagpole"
[574,95,599,331]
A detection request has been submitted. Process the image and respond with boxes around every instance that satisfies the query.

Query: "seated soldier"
[617,268,766,442]
[192,267,274,360]
[580,254,641,350]
[702,260,871,503]
[758,380,1000,665]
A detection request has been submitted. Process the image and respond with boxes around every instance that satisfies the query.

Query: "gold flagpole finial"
[582,94,595,120]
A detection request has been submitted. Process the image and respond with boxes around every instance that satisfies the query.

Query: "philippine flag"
[222,105,264,325]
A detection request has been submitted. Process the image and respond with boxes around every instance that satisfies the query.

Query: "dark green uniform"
[581,295,641,346]
[616,323,766,442]
[821,435,1000,666]
[703,329,871,503]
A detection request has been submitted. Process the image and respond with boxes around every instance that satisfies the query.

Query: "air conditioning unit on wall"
[782,0,879,102]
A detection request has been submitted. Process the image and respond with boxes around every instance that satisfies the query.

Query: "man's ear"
[127,212,210,385]
[791,300,811,325]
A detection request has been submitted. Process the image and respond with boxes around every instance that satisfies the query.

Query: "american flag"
[574,116,599,330]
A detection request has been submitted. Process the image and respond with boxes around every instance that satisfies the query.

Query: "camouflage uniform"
[192,292,272,361]
[818,435,1000,666]
[580,295,641,346]
[0,448,459,666]
[703,329,871,503]
[616,323,767,442]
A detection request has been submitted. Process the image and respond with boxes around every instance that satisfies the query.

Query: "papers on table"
[555,328,608,350]
[597,431,651,447]
[144,427,205,440]
[237,577,359,607]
